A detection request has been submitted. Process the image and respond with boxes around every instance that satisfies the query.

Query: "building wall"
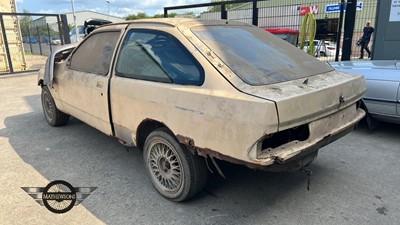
[32,16,58,31]
[373,0,400,60]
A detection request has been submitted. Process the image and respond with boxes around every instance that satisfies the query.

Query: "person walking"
[359,21,374,59]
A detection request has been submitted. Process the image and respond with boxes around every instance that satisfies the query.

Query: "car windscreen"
[191,25,333,85]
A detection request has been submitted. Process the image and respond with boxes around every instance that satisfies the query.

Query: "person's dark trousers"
[360,40,371,59]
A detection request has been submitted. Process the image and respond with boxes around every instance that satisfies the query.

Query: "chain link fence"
[165,0,379,62]
[0,1,380,74]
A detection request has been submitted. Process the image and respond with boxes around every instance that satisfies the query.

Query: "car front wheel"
[41,86,69,126]
[143,128,207,202]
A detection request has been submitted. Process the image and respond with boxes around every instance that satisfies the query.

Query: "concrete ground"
[1,73,399,225]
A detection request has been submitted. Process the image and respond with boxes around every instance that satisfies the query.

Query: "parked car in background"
[301,40,327,57]
[69,19,112,43]
[329,60,400,129]
[23,37,38,43]
[301,40,342,57]
[69,25,85,43]
[49,36,61,45]
[324,41,342,57]
[38,19,366,201]
[263,28,299,46]
[83,18,112,35]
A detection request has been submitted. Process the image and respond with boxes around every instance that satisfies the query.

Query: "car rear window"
[192,25,333,85]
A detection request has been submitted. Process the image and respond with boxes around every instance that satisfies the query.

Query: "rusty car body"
[38,18,366,201]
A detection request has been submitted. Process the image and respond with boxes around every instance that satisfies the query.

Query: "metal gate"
[0,12,69,75]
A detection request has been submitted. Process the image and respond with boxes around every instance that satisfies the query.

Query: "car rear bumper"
[253,103,365,171]
[261,114,360,172]
[179,103,364,172]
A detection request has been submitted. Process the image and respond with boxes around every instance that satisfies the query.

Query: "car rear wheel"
[143,128,207,202]
[41,86,69,126]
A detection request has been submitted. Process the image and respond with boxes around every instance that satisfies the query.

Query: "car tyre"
[41,86,69,126]
[143,128,207,202]
[365,114,379,130]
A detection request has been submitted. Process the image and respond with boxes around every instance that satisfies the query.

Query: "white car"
[302,40,342,57]
[69,19,112,43]
[49,36,61,45]
[38,19,366,201]
[324,41,342,57]
[301,40,326,57]
[69,25,85,43]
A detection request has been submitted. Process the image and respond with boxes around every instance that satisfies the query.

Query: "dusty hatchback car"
[38,19,366,201]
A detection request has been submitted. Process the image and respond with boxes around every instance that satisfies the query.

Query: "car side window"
[69,31,120,76]
[115,29,204,85]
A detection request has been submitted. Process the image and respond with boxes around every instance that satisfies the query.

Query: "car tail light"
[327,47,335,50]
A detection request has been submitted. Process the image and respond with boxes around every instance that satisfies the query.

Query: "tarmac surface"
[1,73,399,225]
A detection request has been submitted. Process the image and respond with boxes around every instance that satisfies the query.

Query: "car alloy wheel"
[148,140,183,194]
[42,90,55,122]
[143,128,207,202]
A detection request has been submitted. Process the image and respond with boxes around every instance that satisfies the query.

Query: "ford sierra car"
[38,19,366,201]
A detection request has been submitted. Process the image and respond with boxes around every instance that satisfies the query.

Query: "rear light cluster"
[327,47,336,50]
[260,124,310,151]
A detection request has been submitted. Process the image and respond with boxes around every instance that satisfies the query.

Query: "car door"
[364,79,399,117]
[109,28,205,145]
[57,30,122,135]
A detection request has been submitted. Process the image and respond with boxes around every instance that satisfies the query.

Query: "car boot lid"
[239,70,366,130]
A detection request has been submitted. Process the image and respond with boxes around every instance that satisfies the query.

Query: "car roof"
[95,18,252,31]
